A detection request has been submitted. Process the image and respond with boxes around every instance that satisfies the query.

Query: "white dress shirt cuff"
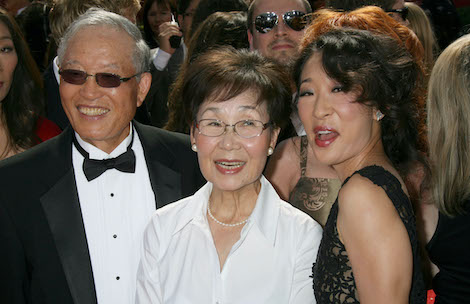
[152,48,172,71]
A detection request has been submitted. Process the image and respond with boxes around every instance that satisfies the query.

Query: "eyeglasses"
[254,10,310,34]
[196,119,271,139]
[59,69,142,88]
[386,6,408,20]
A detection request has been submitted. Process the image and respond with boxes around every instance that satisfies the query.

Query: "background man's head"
[177,0,201,40]
[57,9,151,152]
[247,0,312,67]
[50,0,140,43]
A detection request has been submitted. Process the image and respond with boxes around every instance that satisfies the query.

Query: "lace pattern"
[313,166,425,303]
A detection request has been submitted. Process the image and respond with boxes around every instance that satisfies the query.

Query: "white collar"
[53,56,60,85]
[74,122,134,160]
[172,176,280,246]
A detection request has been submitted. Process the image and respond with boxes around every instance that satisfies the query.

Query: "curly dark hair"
[182,47,292,131]
[0,9,44,158]
[294,28,422,176]
[189,0,248,39]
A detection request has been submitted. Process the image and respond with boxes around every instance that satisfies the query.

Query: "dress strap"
[299,136,308,177]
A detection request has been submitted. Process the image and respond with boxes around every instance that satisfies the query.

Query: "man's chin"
[270,53,296,69]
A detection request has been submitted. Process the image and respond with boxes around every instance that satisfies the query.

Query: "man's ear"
[136,72,152,107]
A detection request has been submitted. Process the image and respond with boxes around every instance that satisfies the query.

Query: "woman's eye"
[332,86,343,93]
[241,120,255,126]
[207,121,222,127]
[0,46,14,53]
[299,90,313,97]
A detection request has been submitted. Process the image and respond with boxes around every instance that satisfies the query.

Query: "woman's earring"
[267,147,274,156]
[376,110,384,121]
[191,144,197,152]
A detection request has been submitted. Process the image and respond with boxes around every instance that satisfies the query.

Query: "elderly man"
[247,0,312,137]
[0,9,204,304]
[45,0,146,130]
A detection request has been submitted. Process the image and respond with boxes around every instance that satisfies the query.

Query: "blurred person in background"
[405,1,439,75]
[247,0,312,139]
[419,33,470,304]
[142,0,176,49]
[0,8,60,161]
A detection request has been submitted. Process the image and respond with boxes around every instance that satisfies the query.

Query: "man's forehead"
[253,0,306,15]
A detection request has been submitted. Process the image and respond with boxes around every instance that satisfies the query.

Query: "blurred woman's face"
[0,21,17,103]
[191,89,279,192]
[147,1,172,36]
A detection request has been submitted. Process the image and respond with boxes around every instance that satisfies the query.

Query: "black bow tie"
[73,132,136,182]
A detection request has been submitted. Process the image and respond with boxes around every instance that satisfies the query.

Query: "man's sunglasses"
[59,69,142,88]
[386,6,408,20]
[254,10,310,34]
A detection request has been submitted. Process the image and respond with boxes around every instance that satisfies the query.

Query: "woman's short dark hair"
[294,28,421,174]
[0,8,44,157]
[189,0,248,39]
[184,47,292,130]
[165,11,250,133]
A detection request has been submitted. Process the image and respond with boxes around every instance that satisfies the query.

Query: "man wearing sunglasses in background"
[247,0,312,138]
[0,9,204,304]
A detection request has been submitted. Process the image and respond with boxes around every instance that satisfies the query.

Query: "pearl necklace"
[207,202,249,227]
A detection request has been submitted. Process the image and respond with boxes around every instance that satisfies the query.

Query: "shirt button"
[110,193,114,197]
[113,234,117,238]
[116,276,120,280]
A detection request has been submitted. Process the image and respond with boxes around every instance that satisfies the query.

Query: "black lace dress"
[313,166,426,303]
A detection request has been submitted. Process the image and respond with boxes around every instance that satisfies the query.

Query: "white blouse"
[136,176,322,304]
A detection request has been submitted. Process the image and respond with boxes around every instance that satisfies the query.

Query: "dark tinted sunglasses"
[254,10,310,34]
[59,69,142,88]
[386,6,408,20]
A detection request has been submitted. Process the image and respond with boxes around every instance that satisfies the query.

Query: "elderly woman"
[295,28,426,303]
[136,47,322,303]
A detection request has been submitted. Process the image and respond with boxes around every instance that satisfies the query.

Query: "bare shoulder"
[265,137,301,200]
[338,174,402,227]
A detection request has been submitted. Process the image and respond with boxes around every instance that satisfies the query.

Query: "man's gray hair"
[57,8,150,77]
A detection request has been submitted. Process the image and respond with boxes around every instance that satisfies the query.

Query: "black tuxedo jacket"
[145,45,184,128]
[0,122,205,304]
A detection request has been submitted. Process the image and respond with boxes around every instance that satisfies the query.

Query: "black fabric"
[426,203,470,304]
[73,132,136,181]
[313,165,426,303]
[0,121,205,303]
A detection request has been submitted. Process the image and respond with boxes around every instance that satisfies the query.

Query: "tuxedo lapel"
[134,122,182,208]
[147,158,182,208]
[40,129,97,304]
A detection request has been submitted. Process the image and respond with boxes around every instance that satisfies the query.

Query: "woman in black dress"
[294,28,426,303]
[420,34,470,303]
